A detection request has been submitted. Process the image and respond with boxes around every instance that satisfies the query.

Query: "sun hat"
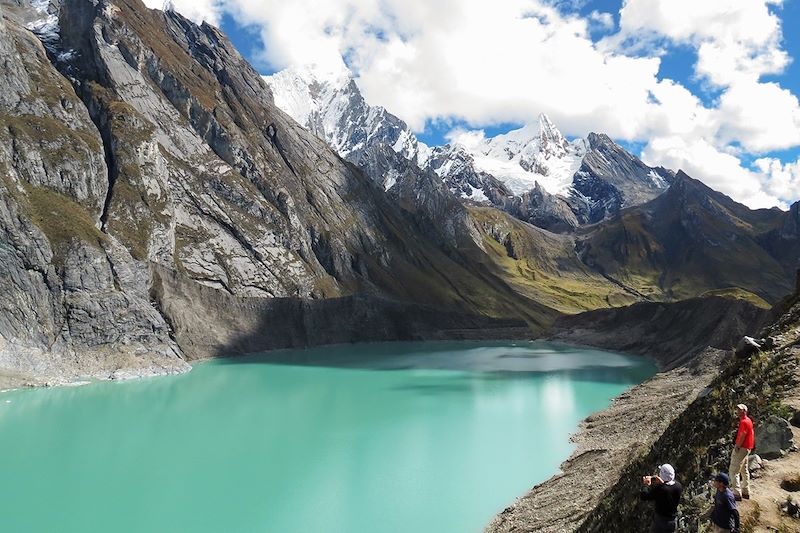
[659,464,676,485]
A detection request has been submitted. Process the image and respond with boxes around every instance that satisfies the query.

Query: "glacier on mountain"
[451,115,589,196]
[265,62,671,230]
[265,63,427,166]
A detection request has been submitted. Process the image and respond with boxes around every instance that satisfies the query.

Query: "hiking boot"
[742,493,750,499]
[734,495,742,501]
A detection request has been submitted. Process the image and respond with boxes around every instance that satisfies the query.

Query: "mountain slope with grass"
[578,171,796,304]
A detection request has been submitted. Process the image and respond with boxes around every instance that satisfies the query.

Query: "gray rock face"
[755,415,794,459]
[548,295,770,369]
[425,144,508,200]
[0,0,188,383]
[151,265,530,360]
[0,0,557,384]
[569,133,672,224]
[748,453,763,471]
[504,183,580,233]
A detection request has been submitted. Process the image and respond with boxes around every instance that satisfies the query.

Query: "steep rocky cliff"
[1,0,187,383]
[549,295,771,369]
[569,133,673,224]
[0,0,554,384]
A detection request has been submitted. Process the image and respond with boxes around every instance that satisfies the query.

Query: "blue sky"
[159,0,800,208]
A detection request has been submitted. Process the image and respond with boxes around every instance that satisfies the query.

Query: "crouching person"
[641,464,682,532]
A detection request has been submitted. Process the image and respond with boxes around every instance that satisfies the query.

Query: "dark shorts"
[651,514,676,533]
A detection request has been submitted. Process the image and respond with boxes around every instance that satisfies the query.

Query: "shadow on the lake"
[214,340,655,387]
[383,366,656,397]
[391,382,477,394]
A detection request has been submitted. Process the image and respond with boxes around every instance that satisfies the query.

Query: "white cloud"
[641,136,787,208]
[619,0,783,49]
[446,128,488,151]
[236,0,676,144]
[695,38,789,86]
[616,0,800,155]
[754,157,800,204]
[613,0,800,207]
[153,0,799,208]
[587,10,615,32]
[716,81,800,151]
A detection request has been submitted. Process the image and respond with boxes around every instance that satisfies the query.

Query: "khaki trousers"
[712,525,730,533]
[729,446,751,496]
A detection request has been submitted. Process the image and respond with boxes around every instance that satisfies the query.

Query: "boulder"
[755,416,794,459]
[735,336,761,358]
[748,454,763,471]
[781,497,800,518]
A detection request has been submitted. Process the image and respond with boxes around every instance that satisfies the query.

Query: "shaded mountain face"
[265,67,671,232]
[0,0,564,383]
[569,133,674,224]
[578,171,795,303]
[756,200,800,275]
[549,295,770,370]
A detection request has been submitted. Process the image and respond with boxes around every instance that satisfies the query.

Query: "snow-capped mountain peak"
[264,64,426,168]
[482,113,568,160]
[266,62,670,230]
[265,63,354,146]
[455,113,588,196]
[536,113,572,150]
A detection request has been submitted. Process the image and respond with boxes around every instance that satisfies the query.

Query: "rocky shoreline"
[486,347,726,532]
[0,292,768,533]
[483,296,770,532]
[0,353,191,390]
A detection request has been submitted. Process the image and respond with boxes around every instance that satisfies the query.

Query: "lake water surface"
[0,341,655,532]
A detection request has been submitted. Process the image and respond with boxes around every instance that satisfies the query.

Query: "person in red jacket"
[728,403,754,500]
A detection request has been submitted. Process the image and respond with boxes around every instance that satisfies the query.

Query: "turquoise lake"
[0,341,655,532]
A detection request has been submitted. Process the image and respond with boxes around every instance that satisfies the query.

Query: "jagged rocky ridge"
[266,65,673,232]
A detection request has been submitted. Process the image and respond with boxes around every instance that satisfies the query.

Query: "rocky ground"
[735,349,800,533]
[486,290,796,532]
[737,424,800,532]
[561,286,800,532]
[486,348,727,533]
